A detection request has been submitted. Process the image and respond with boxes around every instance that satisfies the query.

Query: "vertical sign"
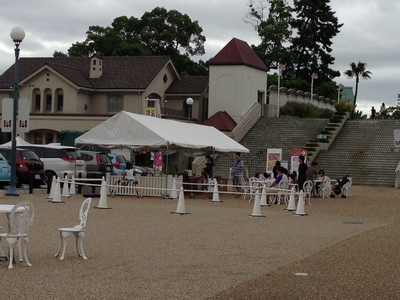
[1,98,13,133]
[145,107,157,117]
[18,98,30,132]
[266,148,282,173]
[290,149,307,174]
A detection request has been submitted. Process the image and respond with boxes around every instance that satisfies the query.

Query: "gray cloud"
[0,0,399,116]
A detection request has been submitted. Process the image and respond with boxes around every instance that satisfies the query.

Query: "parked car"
[131,165,153,176]
[80,151,112,178]
[108,154,127,175]
[0,147,45,187]
[108,153,153,176]
[18,145,87,184]
[0,152,11,186]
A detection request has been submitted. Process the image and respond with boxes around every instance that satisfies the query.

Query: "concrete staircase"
[306,113,348,162]
[214,117,329,178]
[314,119,400,186]
[214,117,400,187]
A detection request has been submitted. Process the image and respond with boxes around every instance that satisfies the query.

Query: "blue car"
[0,152,11,185]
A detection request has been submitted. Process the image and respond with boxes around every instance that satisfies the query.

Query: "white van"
[18,145,87,183]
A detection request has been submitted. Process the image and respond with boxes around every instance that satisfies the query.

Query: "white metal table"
[0,204,19,260]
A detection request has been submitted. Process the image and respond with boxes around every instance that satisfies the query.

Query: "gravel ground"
[0,185,399,299]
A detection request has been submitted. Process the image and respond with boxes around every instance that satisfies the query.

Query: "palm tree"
[344,62,372,118]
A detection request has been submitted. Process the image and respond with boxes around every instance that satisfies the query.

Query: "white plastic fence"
[108,174,183,197]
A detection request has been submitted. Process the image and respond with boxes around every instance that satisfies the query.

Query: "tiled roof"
[208,38,268,72]
[201,111,237,132]
[0,56,172,90]
[165,76,209,95]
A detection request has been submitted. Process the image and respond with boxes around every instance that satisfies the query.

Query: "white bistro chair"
[276,180,289,205]
[0,201,35,269]
[318,177,332,198]
[302,180,313,205]
[243,177,261,202]
[55,197,92,260]
[341,178,352,197]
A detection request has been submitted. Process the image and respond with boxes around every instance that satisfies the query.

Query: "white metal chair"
[243,177,262,202]
[55,197,92,260]
[0,201,35,269]
[344,177,352,196]
[302,180,313,205]
[341,178,352,197]
[276,180,289,204]
[318,177,332,198]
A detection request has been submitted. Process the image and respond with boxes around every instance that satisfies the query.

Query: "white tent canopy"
[74,111,249,154]
[0,136,32,147]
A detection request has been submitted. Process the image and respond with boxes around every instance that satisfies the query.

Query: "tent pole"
[189,151,194,198]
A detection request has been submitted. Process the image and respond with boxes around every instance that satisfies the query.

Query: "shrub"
[335,101,352,113]
[281,102,335,119]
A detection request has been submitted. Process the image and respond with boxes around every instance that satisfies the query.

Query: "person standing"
[232,152,244,197]
[371,106,376,119]
[297,155,308,192]
[380,103,386,118]
[202,155,215,199]
[306,161,318,181]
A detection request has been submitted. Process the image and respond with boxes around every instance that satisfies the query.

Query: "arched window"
[56,88,63,111]
[44,88,52,112]
[32,88,41,111]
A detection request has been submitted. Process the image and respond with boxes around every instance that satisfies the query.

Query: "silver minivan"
[19,145,87,183]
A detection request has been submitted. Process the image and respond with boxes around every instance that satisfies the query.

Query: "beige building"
[208,38,268,124]
[0,55,208,144]
[0,37,267,146]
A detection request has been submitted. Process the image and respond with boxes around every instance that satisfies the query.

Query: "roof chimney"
[90,54,102,78]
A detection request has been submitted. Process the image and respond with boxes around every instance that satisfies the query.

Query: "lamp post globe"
[10,27,25,43]
[186,97,193,123]
[6,27,25,196]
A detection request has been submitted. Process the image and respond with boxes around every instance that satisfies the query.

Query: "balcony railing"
[161,107,185,118]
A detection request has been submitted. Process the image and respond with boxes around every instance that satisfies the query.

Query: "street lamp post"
[277,63,285,118]
[186,97,193,122]
[6,27,25,196]
[185,97,194,197]
[311,73,318,101]
[164,99,168,115]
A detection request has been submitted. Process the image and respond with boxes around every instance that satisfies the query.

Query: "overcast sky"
[0,0,399,116]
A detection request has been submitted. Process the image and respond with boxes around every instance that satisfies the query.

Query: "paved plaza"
[0,185,399,299]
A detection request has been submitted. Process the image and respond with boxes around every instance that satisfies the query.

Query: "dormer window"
[93,60,97,65]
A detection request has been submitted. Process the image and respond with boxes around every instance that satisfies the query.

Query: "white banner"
[1,98,13,133]
[18,98,30,133]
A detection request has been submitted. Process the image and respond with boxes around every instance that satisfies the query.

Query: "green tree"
[289,0,343,83]
[58,7,207,75]
[53,51,68,57]
[314,81,337,101]
[245,0,292,70]
[343,62,372,118]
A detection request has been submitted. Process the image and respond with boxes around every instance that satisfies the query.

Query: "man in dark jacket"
[297,155,308,192]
